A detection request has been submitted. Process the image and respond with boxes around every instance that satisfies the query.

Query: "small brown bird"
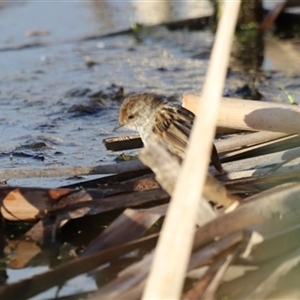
[115,93,223,173]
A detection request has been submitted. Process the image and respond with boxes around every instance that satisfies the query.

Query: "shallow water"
[0,0,214,187]
[2,1,300,188]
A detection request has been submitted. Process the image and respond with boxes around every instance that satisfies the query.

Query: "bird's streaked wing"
[153,104,193,158]
[153,104,223,172]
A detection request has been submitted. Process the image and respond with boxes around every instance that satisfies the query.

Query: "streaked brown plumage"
[115,93,223,172]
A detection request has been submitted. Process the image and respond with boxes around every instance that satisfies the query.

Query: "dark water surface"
[1,1,215,188]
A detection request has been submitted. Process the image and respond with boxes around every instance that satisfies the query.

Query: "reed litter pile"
[1,1,300,299]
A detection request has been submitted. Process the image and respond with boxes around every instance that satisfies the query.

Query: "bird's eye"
[128,115,134,119]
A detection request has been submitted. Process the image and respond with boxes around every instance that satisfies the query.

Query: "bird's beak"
[113,123,124,132]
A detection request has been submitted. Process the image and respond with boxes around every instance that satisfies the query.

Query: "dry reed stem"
[0,159,147,179]
[215,131,292,153]
[139,138,218,227]
[142,2,241,299]
[202,251,236,300]
[183,94,300,133]
[218,147,300,184]
[139,137,237,209]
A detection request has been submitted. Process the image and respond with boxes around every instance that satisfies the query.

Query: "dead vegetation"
[1,1,300,300]
[1,117,300,299]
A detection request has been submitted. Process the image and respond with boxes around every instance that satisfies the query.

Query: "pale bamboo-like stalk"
[215,131,291,153]
[0,159,147,179]
[183,95,300,133]
[142,2,241,299]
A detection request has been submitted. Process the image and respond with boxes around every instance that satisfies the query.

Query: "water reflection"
[90,0,212,29]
